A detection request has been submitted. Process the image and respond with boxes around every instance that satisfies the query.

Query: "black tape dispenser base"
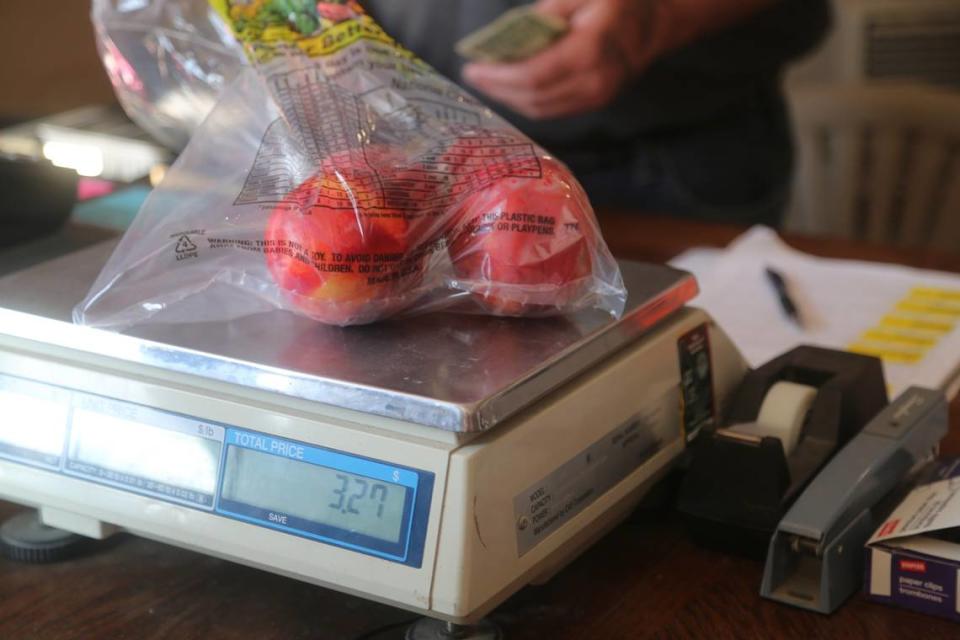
[676,346,888,558]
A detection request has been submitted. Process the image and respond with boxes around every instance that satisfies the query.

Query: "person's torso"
[363,0,828,162]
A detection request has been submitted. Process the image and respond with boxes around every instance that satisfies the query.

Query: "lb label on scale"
[513,387,679,556]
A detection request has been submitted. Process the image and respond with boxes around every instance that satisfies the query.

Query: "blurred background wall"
[0,2,116,123]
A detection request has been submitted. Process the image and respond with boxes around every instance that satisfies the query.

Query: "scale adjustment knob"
[0,511,92,564]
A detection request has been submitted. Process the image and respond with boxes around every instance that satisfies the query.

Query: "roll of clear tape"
[729,382,818,457]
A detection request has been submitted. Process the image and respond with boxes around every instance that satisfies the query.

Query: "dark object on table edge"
[0,155,77,248]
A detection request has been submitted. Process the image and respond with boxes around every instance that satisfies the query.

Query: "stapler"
[760,386,948,613]
[677,346,888,557]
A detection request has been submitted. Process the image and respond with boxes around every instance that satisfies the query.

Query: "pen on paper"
[765,267,806,330]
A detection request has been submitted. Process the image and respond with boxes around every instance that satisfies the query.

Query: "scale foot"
[0,510,94,564]
[405,618,502,640]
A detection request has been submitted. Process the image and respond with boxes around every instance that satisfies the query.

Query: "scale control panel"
[0,373,435,566]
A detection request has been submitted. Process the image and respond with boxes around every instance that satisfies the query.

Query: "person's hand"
[462,0,659,120]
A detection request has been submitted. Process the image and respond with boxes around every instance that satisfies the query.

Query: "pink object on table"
[76,178,117,202]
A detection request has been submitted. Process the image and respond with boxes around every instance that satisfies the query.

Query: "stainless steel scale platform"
[0,242,747,630]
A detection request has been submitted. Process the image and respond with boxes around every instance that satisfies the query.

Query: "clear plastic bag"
[92,0,246,150]
[75,2,626,329]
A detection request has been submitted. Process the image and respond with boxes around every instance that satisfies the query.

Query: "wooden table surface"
[2,213,959,639]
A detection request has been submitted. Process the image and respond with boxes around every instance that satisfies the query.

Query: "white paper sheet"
[670,226,960,397]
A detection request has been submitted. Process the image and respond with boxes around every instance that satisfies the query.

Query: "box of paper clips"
[866,459,960,621]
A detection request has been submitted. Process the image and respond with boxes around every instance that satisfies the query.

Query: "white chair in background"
[784,82,960,250]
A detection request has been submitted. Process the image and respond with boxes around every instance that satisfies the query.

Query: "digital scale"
[0,242,748,637]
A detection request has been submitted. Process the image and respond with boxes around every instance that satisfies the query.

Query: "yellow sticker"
[847,343,925,364]
[910,286,960,301]
[860,329,938,347]
[895,301,960,317]
[880,314,955,333]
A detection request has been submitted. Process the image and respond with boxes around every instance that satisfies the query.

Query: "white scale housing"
[0,245,746,624]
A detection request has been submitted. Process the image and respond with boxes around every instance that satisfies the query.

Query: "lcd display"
[221,446,409,544]
[67,409,222,504]
[0,389,68,461]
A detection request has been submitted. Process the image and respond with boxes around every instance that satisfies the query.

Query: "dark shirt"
[364,0,831,221]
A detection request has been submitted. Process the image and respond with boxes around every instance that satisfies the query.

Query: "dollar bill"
[455,7,568,63]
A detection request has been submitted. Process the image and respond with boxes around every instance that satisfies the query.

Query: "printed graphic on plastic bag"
[75,1,626,328]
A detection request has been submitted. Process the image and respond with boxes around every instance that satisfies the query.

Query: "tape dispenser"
[677,346,888,557]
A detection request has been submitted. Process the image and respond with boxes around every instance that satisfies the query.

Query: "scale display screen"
[0,374,433,566]
[221,447,409,543]
[0,375,69,468]
[217,429,428,563]
[65,396,224,509]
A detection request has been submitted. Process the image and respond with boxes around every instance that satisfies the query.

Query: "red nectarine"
[264,149,426,325]
[446,154,596,316]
